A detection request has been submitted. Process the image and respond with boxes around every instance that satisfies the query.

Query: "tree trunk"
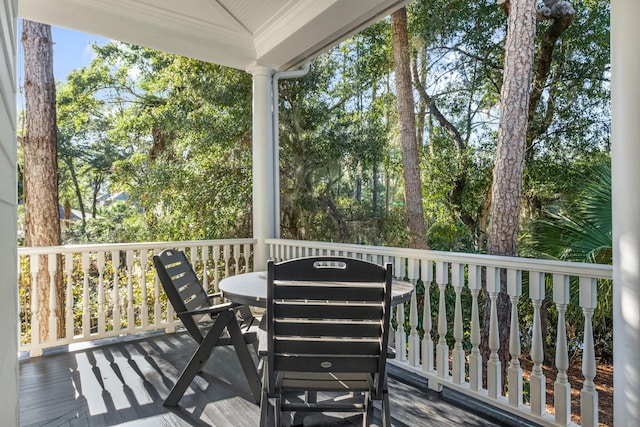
[482,0,537,392]
[64,156,87,229]
[21,20,64,341]
[391,7,428,250]
[372,162,379,217]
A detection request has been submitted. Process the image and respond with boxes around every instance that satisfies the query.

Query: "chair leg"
[363,394,372,427]
[236,304,255,324]
[381,389,391,427]
[164,310,234,406]
[227,314,262,403]
[274,396,282,427]
[260,383,271,427]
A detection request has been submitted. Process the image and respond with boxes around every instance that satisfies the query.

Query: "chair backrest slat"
[272,257,388,282]
[275,339,381,355]
[170,270,199,289]
[272,355,379,373]
[274,321,381,338]
[273,283,384,301]
[274,303,383,320]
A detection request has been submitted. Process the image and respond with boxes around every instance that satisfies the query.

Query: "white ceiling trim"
[252,0,339,66]
[18,0,410,71]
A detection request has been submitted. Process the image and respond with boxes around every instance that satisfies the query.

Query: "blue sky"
[17,21,110,84]
[50,26,110,81]
[16,21,110,110]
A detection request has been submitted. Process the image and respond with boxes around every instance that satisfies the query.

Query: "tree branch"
[410,55,465,152]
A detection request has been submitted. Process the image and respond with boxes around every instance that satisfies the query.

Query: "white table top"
[219,271,414,308]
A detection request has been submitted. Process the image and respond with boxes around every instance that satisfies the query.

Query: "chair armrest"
[257,327,268,356]
[386,346,396,360]
[176,301,236,318]
[206,292,223,303]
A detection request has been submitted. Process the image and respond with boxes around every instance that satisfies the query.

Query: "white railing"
[18,239,255,357]
[18,238,612,427]
[266,238,613,427]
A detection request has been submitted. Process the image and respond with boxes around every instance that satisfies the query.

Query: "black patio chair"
[153,249,261,406]
[259,256,394,427]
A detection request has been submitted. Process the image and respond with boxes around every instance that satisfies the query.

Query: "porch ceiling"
[17,0,410,71]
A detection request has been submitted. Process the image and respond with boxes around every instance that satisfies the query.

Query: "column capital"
[247,65,275,77]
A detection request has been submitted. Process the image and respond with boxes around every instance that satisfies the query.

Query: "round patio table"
[219,270,414,308]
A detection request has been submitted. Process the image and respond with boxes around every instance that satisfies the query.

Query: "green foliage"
[50,43,254,243]
[522,159,612,361]
[37,1,610,256]
[524,159,611,264]
[278,38,407,245]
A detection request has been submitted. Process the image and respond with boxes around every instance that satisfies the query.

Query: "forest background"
[17,0,612,376]
[18,0,610,252]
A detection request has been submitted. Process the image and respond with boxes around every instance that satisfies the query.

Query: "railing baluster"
[112,250,121,333]
[243,244,251,273]
[65,253,74,340]
[486,266,501,399]
[97,251,106,336]
[202,246,210,292]
[553,273,571,425]
[126,250,134,329]
[468,264,482,391]
[421,259,437,383]
[189,246,199,284]
[407,258,420,366]
[580,276,599,426]
[154,249,163,327]
[223,245,231,276]
[234,244,240,275]
[451,262,465,384]
[162,247,178,333]
[47,254,58,343]
[190,244,198,265]
[435,261,449,381]
[213,245,221,289]
[395,257,405,280]
[507,268,522,407]
[395,301,406,361]
[275,242,282,260]
[140,249,148,328]
[82,252,90,338]
[529,271,546,416]
[394,258,406,361]
[29,255,41,356]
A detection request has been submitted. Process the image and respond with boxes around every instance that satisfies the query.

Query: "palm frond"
[527,160,611,264]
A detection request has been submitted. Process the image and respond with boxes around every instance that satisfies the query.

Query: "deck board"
[19,331,515,426]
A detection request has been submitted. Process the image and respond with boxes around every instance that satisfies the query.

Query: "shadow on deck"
[19,331,532,426]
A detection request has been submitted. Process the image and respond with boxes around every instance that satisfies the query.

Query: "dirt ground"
[520,358,613,426]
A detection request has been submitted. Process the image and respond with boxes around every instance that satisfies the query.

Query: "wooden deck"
[19,331,531,427]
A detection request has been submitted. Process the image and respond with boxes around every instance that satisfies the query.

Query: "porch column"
[0,0,19,425]
[249,66,275,271]
[612,2,640,425]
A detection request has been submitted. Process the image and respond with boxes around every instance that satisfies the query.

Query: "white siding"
[0,0,18,425]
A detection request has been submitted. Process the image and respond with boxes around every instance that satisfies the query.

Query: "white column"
[249,66,275,271]
[0,0,18,425]
[612,2,640,425]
